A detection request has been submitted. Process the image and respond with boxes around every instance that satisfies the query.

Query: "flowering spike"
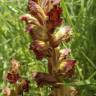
[20,0,78,95]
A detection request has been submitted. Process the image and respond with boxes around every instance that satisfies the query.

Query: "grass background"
[0,0,96,96]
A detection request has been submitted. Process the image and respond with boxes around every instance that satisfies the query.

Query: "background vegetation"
[0,0,96,96]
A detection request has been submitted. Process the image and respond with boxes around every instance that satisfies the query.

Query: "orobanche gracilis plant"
[20,0,78,96]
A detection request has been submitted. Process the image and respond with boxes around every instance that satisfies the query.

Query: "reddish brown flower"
[64,60,76,77]
[28,0,61,14]
[28,0,47,25]
[32,72,58,87]
[6,71,20,84]
[30,40,49,60]
[57,60,76,78]
[47,6,62,31]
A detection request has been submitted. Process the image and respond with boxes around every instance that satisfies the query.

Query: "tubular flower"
[47,5,62,31]
[20,14,42,27]
[28,25,48,41]
[6,71,20,84]
[50,26,72,48]
[28,0,61,14]
[15,83,22,95]
[20,14,48,41]
[57,60,76,78]
[32,72,58,87]
[30,40,50,60]
[28,0,47,25]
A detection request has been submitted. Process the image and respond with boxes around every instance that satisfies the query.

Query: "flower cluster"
[6,59,20,84]
[20,0,78,96]
[2,59,30,96]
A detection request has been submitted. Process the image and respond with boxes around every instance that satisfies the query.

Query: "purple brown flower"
[47,5,62,31]
[32,72,58,87]
[6,71,20,84]
[28,0,47,25]
[57,60,76,78]
[30,40,49,60]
